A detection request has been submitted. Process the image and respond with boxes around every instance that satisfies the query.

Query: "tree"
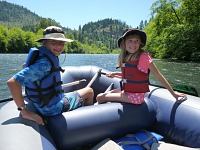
[35,18,61,32]
[145,0,200,61]
[0,26,9,53]
[7,27,26,53]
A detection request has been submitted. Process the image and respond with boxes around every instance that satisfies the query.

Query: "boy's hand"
[21,110,45,125]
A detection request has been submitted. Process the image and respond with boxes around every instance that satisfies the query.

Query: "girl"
[7,26,94,125]
[96,28,187,104]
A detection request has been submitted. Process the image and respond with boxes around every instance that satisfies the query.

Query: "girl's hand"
[106,72,122,79]
[173,91,187,101]
[106,73,115,78]
[21,110,45,125]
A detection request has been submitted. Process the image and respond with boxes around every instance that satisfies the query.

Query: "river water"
[0,54,199,101]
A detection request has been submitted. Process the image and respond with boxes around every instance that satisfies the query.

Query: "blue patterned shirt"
[14,56,51,86]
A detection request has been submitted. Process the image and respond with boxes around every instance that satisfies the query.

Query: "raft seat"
[0,100,57,150]
[47,99,157,150]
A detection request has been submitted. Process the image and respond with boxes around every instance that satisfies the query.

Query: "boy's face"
[44,40,65,56]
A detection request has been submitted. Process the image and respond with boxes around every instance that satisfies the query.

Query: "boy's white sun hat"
[35,26,73,43]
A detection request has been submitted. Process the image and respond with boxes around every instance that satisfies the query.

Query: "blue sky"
[5,0,155,29]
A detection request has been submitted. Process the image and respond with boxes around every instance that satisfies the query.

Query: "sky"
[5,0,155,30]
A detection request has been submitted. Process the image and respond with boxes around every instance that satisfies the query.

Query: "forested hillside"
[74,19,132,51]
[145,0,200,61]
[0,1,136,54]
[0,0,199,61]
[0,1,40,29]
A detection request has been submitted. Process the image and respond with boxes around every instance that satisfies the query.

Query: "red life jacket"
[121,60,150,93]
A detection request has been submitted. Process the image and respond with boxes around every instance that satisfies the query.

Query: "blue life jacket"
[114,130,160,150]
[25,46,65,107]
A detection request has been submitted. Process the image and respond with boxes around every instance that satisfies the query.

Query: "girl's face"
[44,40,65,56]
[125,35,141,54]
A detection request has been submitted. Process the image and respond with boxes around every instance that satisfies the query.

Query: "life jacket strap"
[39,89,64,108]
[27,89,64,108]
[121,79,149,84]
[124,63,137,68]
[25,81,63,92]
[51,67,65,73]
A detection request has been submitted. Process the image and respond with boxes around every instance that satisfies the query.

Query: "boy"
[7,26,94,125]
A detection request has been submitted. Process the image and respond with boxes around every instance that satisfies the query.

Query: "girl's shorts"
[125,92,145,104]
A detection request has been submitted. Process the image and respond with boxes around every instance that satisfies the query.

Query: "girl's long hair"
[117,35,145,68]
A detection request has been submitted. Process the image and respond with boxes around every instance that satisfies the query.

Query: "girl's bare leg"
[96,89,131,104]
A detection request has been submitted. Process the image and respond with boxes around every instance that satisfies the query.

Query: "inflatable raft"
[0,65,200,150]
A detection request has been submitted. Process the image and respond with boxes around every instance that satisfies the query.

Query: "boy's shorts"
[34,91,83,116]
[62,91,84,112]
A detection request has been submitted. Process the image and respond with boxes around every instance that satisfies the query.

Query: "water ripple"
[0,54,199,100]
